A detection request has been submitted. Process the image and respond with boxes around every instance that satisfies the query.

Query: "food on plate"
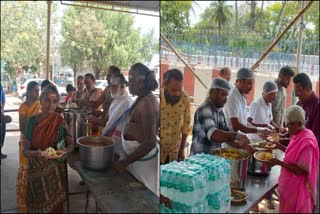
[268,132,280,142]
[231,189,248,203]
[253,141,267,148]
[253,141,276,149]
[254,151,273,161]
[45,147,57,156]
[58,103,66,109]
[216,148,245,160]
[70,103,78,109]
[265,142,276,148]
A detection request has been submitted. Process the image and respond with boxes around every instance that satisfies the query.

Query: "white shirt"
[249,96,273,125]
[102,90,133,138]
[247,96,273,141]
[224,86,248,131]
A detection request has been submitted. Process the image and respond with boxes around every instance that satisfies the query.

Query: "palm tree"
[235,1,238,33]
[185,1,200,27]
[272,1,287,39]
[211,1,233,36]
[249,1,257,31]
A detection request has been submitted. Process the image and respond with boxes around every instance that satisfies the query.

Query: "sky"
[133,12,159,36]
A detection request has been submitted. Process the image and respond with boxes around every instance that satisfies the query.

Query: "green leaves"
[1,1,48,77]
[161,1,193,32]
[61,6,156,79]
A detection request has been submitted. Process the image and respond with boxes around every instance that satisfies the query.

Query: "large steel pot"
[213,148,250,190]
[77,136,114,171]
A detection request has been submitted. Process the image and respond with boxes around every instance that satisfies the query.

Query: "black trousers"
[0,117,6,151]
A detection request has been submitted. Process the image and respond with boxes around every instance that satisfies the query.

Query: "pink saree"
[278,128,319,213]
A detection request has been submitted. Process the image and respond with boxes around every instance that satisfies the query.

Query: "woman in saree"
[16,81,41,213]
[267,105,319,213]
[24,85,74,213]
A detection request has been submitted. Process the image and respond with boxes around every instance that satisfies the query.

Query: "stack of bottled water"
[160,153,231,213]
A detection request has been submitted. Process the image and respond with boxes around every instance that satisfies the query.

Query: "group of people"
[13,62,160,213]
[159,66,319,213]
[1,63,318,213]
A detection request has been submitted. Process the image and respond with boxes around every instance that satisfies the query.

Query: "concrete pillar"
[212,66,222,79]
[184,66,195,97]
[286,79,294,108]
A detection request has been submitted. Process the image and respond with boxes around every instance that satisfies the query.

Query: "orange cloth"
[32,112,63,150]
[16,101,41,213]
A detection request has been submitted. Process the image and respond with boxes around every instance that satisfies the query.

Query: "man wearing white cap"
[191,77,255,155]
[248,81,280,141]
[224,68,270,137]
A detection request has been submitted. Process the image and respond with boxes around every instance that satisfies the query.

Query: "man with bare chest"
[112,63,159,196]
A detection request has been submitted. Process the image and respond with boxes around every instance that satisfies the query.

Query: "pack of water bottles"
[160,153,231,213]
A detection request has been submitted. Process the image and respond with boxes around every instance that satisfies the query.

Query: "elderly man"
[80,73,103,110]
[80,73,103,135]
[70,75,85,106]
[272,66,295,128]
[293,73,319,143]
[112,63,159,196]
[219,66,232,82]
[82,66,121,114]
[191,77,254,155]
[86,73,133,141]
[248,81,279,141]
[219,66,233,89]
[224,68,270,138]
[160,69,191,164]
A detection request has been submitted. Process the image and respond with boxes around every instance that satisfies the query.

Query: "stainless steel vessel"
[248,155,271,175]
[248,140,272,175]
[77,136,115,170]
[213,148,250,190]
[64,108,92,149]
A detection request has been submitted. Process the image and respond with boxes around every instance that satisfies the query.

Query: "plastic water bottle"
[160,204,171,213]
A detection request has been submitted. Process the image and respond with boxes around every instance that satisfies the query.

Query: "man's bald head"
[219,67,232,82]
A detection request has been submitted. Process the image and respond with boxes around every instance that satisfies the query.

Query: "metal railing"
[161,29,319,76]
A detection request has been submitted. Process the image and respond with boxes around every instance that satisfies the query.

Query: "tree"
[160,1,193,32]
[1,1,52,79]
[271,1,287,39]
[197,1,232,36]
[60,7,157,79]
[248,1,257,31]
[235,1,239,33]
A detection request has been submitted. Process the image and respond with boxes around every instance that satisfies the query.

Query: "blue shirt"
[0,84,5,104]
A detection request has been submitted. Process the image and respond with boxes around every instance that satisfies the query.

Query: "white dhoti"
[121,134,159,197]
